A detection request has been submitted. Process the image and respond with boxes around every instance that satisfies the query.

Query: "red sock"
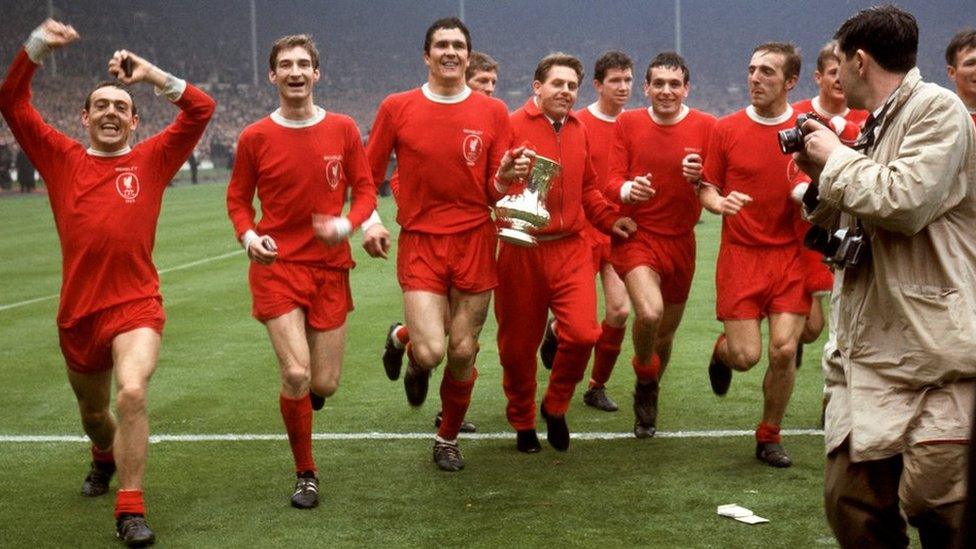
[395,325,410,345]
[632,354,661,383]
[590,321,626,387]
[92,444,115,465]
[756,421,782,444]
[279,394,316,473]
[114,489,145,519]
[437,368,478,441]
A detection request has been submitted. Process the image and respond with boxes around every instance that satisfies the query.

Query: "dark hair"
[534,52,584,84]
[423,17,471,54]
[753,42,801,80]
[834,5,917,73]
[466,50,498,80]
[816,41,840,73]
[84,81,137,116]
[946,28,976,67]
[646,51,690,84]
[593,50,633,83]
[269,34,320,70]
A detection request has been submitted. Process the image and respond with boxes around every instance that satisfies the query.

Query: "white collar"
[746,104,794,126]
[271,106,326,128]
[421,83,471,104]
[648,104,690,126]
[811,96,849,118]
[586,102,617,123]
[87,146,131,157]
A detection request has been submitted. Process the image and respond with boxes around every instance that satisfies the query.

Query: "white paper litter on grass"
[717,504,769,524]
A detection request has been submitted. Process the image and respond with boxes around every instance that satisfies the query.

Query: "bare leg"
[111,328,161,491]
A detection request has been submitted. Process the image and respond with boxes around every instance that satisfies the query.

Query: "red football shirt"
[227,109,376,269]
[0,49,215,327]
[792,97,869,129]
[702,106,801,247]
[609,106,716,236]
[366,85,512,234]
[574,103,617,192]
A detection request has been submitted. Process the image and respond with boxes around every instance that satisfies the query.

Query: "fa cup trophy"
[495,154,561,246]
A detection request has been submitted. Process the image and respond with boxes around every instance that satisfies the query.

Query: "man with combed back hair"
[699,41,809,469]
[496,52,636,454]
[538,50,634,415]
[227,34,376,509]
[0,18,214,547]
[795,6,976,546]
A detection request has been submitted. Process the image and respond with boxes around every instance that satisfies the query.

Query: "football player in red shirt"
[370,49,502,436]
[539,51,633,414]
[466,51,499,97]
[699,43,809,468]
[0,19,214,546]
[365,18,526,471]
[790,42,868,367]
[608,52,717,438]
[496,53,635,453]
[226,35,376,509]
[945,29,976,125]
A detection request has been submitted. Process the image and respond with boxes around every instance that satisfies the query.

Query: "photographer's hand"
[801,118,842,165]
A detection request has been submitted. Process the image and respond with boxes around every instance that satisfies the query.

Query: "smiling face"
[534,64,579,120]
[82,86,138,152]
[424,28,469,87]
[269,45,320,106]
[815,59,846,104]
[645,65,689,119]
[747,50,796,112]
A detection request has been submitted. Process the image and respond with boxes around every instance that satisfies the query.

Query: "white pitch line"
[0,429,824,444]
[0,249,243,312]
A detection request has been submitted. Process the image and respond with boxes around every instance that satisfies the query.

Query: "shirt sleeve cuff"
[360,209,383,232]
[154,73,187,102]
[24,28,51,64]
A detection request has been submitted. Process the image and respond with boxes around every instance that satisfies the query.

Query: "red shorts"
[249,260,352,331]
[612,230,696,304]
[801,248,834,296]
[397,222,498,294]
[59,297,166,374]
[582,224,611,274]
[715,243,811,320]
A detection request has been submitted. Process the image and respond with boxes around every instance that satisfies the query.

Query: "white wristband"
[154,72,187,102]
[332,217,352,239]
[791,182,809,204]
[360,210,383,232]
[242,229,259,251]
[620,181,635,204]
[24,27,51,64]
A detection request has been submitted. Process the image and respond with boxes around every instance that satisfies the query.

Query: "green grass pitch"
[0,170,840,547]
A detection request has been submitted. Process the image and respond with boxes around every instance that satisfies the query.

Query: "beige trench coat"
[810,68,976,462]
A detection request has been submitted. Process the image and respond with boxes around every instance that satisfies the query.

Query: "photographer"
[794,6,976,547]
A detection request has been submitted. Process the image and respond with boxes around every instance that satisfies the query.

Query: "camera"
[778,113,823,154]
[804,225,870,269]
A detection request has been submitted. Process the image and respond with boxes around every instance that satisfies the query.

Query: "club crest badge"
[462,134,483,165]
[786,157,802,182]
[326,159,342,189]
[115,172,140,203]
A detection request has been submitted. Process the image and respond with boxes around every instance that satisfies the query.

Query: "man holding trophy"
[494,53,636,453]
